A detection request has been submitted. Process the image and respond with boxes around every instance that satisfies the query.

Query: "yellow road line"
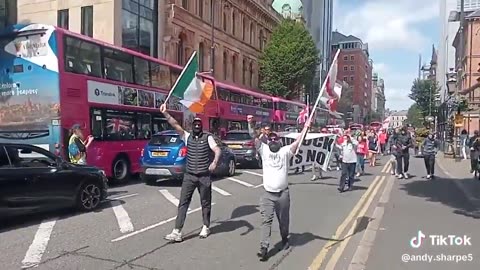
[324,176,386,270]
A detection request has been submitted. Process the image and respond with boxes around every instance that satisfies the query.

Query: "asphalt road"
[0,160,391,270]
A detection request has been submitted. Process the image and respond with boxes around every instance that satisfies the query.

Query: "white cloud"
[378,66,418,110]
[373,62,388,74]
[335,0,439,51]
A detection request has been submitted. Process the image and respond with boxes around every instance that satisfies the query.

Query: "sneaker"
[403,173,409,179]
[282,238,290,250]
[336,166,340,171]
[426,175,431,179]
[311,175,318,181]
[397,174,404,179]
[199,225,210,238]
[355,173,361,177]
[165,229,183,242]
[257,247,268,261]
[390,171,396,175]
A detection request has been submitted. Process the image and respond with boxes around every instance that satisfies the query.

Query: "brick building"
[16,0,281,90]
[331,31,373,121]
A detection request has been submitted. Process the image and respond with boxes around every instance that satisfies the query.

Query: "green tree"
[408,79,440,118]
[404,103,424,128]
[259,19,319,99]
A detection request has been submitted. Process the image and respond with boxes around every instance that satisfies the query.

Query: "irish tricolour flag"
[170,51,214,113]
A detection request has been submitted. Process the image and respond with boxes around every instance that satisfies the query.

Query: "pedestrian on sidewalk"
[422,132,439,179]
[460,129,469,160]
[247,115,310,262]
[338,134,358,192]
[355,134,368,177]
[392,126,413,179]
[160,104,222,242]
[469,130,479,173]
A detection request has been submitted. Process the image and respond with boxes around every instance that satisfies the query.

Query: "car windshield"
[149,135,183,146]
[224,133,252,140]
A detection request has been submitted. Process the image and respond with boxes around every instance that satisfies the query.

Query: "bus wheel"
[112,157,130,183]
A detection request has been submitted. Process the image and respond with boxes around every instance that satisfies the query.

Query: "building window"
[249,62,254,86]
[250,22,255,45]
[343,66,348,71]
[198,0,204,18]
[199,42,205,71]
[350,55,354,61]
[350,76,354,81]
[343,55,348,61]
[122,0,158,57]
[57,9,69,29]
[81,6,93,37]
[243,17,247,41]
[259,29,265,50]
[242,58,247,84]
[182,0,188,9]
[232,12,236,36]
[350,65,355,71]
[177,34,185,65]
[223,9,227,31]
[343,76,347,82]
[223,51,228,80]
[232,54,237,82]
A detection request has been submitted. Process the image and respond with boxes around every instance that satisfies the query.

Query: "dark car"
[0,143,108,220]
[140,130,237,185]
[223,130,261,168]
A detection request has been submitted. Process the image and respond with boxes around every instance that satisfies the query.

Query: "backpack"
[69,142,80,157]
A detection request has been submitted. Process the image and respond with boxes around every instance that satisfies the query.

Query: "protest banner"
[279,132,337,172]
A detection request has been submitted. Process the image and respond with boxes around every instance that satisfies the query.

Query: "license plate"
[228,145,242,149]
[152,151,168,157]
[145,168,171,176]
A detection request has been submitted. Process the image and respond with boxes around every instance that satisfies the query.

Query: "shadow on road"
[400,176,480,219]
[267,232,341,258]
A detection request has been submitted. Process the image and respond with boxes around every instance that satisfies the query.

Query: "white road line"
[109,193,139,201]
[111,204,216,242]
[111,201,134,233]
[241,170,263,177]
[254,184,264,189]
[21,219,57,269]
[159,189,190,210]
[227,177,254,187]
[212,185,231,196]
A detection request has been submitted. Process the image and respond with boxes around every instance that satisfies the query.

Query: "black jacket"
[391,132,413,155]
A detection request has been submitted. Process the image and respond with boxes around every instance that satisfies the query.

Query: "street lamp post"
[210,1,215,75]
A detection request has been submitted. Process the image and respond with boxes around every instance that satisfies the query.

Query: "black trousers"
[339,162,356,189]
[396,153,410,174]
[423,154,435,175]
[470,150,478,171]
[175,173,212,230]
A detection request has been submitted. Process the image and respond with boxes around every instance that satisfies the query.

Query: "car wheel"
[112,157,130,183]
[227,159,236,176]
[256,157,262,169]
[76,181,102,211]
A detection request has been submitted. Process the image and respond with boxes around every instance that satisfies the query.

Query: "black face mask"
[268,140,282,153]
[193,122,202,136]
[428,135,434,140]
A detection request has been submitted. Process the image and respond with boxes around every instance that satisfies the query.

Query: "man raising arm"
[160,104,221,241]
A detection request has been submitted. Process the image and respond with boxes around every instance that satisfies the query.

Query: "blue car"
[140,130,237,185]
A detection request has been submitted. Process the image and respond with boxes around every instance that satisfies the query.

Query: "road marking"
[240,170,263,177]
[381,162,390,173]
[348,176,394,270]
[227,177,254,187]
[111,204,216,242]
[254,184,264,189]
[324,176,385,270]
[109,193,139,201]
[21,219,57,269]
[212,185,231,196]
[111,201,134,233]
[308,164,387,270]
[159,189,190,210]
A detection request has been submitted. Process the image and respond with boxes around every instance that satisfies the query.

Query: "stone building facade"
[163,0,281,89]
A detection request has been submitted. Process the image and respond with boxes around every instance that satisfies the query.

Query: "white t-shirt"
[182,131,218,150]
[259,143,293,192]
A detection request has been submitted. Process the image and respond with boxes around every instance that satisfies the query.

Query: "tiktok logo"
[410,230,426,248]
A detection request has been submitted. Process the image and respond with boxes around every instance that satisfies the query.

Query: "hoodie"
[391,130,413,155]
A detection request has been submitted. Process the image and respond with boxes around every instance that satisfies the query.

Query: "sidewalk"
[356,156,480,270]
[436,154,480,210]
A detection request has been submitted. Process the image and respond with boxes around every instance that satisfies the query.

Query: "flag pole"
[295,49,341,155]
[164,51,198,105]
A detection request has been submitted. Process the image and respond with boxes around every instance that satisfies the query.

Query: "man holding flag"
[162,51,221,242]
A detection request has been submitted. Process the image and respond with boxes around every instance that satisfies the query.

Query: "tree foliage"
[259,19,319,99]
[404,103,424,128]
[408,79,440,118]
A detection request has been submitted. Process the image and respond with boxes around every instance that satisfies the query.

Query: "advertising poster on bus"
[0,24,60,145]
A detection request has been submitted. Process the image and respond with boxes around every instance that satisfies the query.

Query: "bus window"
[103,47,134,83]
[91,109,104,139]
[136,113,152,139]
[151,62,171,89]
[134,57,151,86]
[152,116,170,134]
[64,36,102,77]
[104,110,136,140]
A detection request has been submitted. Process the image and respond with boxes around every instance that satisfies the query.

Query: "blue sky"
[334,0,440,111]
